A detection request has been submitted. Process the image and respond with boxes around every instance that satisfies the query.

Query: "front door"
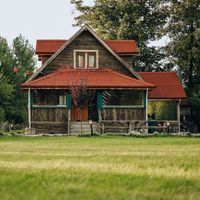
[71,105,88,121]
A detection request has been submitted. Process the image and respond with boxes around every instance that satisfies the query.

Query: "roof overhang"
[22,69,154,90]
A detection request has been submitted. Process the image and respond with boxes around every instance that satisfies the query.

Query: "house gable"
[28,25,141,81]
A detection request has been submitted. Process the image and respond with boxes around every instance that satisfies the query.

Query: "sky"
[0,0,168,49]
[0,0,93,47]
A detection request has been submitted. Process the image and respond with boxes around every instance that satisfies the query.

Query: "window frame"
[74,50,99,69]
[76,52,85,69]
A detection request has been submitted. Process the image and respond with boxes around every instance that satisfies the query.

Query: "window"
[103,90,144,107]
[74,50,98,69]
[88,53,96,68]
[76,53,85,68]
[148,101,177,120]
[59,95,66,105]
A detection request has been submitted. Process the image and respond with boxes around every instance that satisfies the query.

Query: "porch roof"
[21,69,154,89]
[138,72,187,99]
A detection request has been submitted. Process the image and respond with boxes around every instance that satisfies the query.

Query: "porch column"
[66,94,72,134]
[177,99,181,133]
[145,88,148,122]
[28,88,32,129]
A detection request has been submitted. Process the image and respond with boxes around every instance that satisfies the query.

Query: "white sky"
[0,0,168,49]
[0,0,93,47]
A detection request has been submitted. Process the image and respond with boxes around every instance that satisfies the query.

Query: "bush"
[0,129,25,136]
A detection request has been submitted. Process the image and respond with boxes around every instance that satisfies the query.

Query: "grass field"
[0,136,200,200]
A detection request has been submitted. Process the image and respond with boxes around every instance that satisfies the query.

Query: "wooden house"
[21,25,187,134]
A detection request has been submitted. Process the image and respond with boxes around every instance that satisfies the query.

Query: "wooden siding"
[101,108,145,121]
[31,107,68,122]
[32,122,68,134]
[119,55,133,66]
[39,30,134,78]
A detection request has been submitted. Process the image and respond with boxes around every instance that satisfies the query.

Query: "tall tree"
[0,35,36,124]
[71,0,168,71]
[11,35,36,124]
[162,0,200,130]
[0,71,13,123]
[12,35,36,84]
[163,0,200,92]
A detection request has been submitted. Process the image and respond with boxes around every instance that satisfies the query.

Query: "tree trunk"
[188,23,195,92]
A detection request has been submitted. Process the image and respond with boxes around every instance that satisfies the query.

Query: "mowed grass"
[0,136,200,200]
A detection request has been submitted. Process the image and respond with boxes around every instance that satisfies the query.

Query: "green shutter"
[97,91,103,110]
[66,94,72,109]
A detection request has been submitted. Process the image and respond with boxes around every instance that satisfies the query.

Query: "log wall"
[32,107,68,122]
[32,122,68,134]
[101,108,145,121]
[31,107,68,134]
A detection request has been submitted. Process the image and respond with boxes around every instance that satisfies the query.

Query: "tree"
[68,69,95,134]
[163,0,200,93]
[0,71,13,123]
[160,0,200,131]
[134,46,173,72]
[0,35,36,124]
[71,0,168,71]
[11,35,36,124]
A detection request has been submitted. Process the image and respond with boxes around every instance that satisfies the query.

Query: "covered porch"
[21,69,154,134]
[26,88,149,134]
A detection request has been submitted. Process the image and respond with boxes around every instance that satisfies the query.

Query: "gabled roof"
[22,69,154,89]
[28,24,142,82]
[36,40,67,55]
[138,72,187,99]
[105,40,139,54]
[36,39,139,56]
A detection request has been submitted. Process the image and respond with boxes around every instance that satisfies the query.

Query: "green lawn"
[0,136,200,200]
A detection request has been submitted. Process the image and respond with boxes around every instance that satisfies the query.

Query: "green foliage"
[190,90,200,130]
[148,101,177,120]
[0,35,36,124]
[71,0,168,71]
[0,72,13,123]
[134,46,172,72]
[0,129,25,136]
[163,0,200,92]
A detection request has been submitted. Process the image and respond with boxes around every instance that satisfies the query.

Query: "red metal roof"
[21,69,154,89]
[138,72,187,99]
[36,39,139,56]
[105,40,139,54]
[36,40,67,55]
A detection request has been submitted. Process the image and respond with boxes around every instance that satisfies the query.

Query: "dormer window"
[76,53,85,68]
[74,50,98,69]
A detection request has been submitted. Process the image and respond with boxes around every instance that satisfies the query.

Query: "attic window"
[76,53,85,68]
[74,50,98,69]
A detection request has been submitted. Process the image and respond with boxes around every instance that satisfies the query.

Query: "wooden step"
[70,122,97,134]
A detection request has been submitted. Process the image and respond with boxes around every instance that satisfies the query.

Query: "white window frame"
[59,95,66,105]
[74,50,99,69]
